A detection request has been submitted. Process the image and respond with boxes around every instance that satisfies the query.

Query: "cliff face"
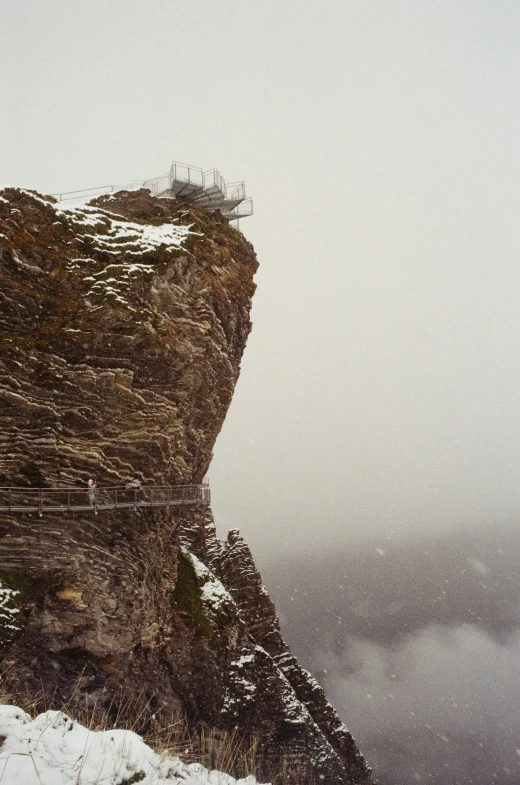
[0,187,254,487]
[0,188,372,785]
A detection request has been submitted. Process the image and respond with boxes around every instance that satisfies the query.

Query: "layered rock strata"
[0,188,372,784]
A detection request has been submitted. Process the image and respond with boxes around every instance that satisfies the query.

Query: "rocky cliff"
[0,188,372,784]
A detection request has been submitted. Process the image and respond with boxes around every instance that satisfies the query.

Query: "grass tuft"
[0,672,259,781]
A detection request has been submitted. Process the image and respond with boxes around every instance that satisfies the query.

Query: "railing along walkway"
[0,485,210,516]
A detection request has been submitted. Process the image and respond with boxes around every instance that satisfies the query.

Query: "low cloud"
[323,625,520,784]
[262,523,520,784]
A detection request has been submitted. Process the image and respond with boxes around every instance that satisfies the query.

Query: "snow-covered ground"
[0,705,267,785]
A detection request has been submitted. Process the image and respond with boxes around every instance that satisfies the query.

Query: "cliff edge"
[0,188,372,785]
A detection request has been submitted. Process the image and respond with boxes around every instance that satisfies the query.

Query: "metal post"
[8,489,11,512]
[67,489,71,511]
[38,489,43,517]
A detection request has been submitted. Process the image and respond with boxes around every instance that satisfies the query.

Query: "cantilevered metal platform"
[143,161,254,221]
[51,161,253,224]
[0,485,210,516]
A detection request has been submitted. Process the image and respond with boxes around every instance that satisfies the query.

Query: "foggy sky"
[3,1,520,558]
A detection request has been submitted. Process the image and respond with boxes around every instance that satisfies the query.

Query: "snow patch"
[0,585,21,633]
[53,201,194,255]
[186,551,236,615]
[2,189,200,310]
[0,705,268,785]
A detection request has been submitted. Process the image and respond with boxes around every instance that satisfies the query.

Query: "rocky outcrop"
[196,519,370,784]
[0,187,255,488]
[0,188,372,784]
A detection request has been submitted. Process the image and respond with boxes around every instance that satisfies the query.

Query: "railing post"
[8,489,11,512]
[94,489,98,515]
[67,489,71,511]
[115,488,118,509]
[38,489,43,517]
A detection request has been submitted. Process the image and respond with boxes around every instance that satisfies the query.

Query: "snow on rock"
[12,189,197,309]
[0,584,21,634]
[0,705,268,785]
[186,549,237,617]
[15,190,195,257]
[55,203,195,255]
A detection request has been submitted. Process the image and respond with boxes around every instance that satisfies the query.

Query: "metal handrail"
[203,168,225,194]
[0,484,210,516]
[0,484,203,491]
[51,182,145,202]
[227,198,254,220]
[172,162,204,186]
[225,181,246,200]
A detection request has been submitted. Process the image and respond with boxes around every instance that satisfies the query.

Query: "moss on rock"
[171,551,217,637]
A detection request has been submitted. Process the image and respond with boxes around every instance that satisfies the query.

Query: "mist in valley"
[261,523,520,784]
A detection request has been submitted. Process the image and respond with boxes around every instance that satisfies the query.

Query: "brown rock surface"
[0,188,372,784]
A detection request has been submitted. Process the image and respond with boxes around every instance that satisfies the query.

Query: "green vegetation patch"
[171,551,217,637]
[122,772,146,784]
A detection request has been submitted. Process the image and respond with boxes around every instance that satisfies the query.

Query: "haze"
[3,3,520,782]
[3,1,520,556]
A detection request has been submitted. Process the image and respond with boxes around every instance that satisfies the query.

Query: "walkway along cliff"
[0,187,373,785]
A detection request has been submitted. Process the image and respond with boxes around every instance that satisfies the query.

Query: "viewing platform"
[143,161,253,221]
[0,485,210,516]
[51,161,253,223]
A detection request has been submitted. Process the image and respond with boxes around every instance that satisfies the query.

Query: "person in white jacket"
[87,478,97,505]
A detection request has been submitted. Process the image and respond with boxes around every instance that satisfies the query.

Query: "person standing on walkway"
[88,478,97,505]
[126,476,141,506]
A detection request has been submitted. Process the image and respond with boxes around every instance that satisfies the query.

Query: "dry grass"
[0,672,259,781]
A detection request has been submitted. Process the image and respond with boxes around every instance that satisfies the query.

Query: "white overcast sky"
[2,0,520,560]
